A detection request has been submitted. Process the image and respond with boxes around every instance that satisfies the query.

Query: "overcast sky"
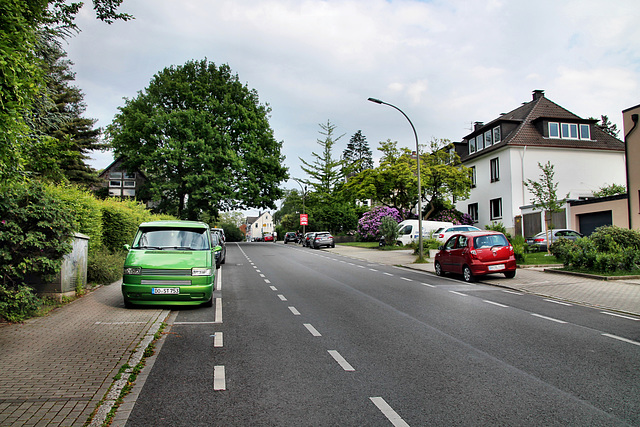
[65,0,640,215]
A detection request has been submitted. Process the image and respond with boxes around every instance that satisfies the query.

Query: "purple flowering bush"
[431,209,474,225]
[357,206,404,240]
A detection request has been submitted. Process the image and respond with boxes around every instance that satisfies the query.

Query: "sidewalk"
[325,246,640,316]
[0,282,167,426]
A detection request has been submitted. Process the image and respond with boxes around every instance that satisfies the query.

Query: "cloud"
[65,0,640,190]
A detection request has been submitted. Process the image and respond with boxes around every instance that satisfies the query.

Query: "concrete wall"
[623,104,640,230]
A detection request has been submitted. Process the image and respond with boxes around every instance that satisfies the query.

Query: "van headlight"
[192,268,212,276]
[123,267,141,275]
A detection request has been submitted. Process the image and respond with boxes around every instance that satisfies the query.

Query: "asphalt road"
[125,242,640,426]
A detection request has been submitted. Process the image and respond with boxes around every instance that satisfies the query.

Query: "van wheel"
[434,261,444,276]
[396,241,403,246]
[124,299,135,309]
[504,271,516,279]
[203,296,213,307]
[463,265,475,283]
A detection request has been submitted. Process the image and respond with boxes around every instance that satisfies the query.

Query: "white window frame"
[580,124,590,140]
[477,133,484,151]
[468,203,479,222]
[123,172,137,179]
[493,126,501,143]
[469,137,476,154]
[484,130,492,147]
[490,158,500,182]
[549,122,560,138]
[122,189,136,197]
[109,180,122,187]
[123,180,136,188]
[109,172,122,179]
[108,188,122,197]
[470,166,476,188]
[490,198,502,220]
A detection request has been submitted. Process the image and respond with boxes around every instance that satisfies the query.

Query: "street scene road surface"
[123,242,640,426]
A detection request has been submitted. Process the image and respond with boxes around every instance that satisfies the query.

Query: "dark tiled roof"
[460,93,624,162]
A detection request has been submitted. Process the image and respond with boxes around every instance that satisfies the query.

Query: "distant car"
[434,231,517,282]
[303,232,315,247]
[211,228,226,266]
[284,232,297,244]
[263,233,274,242]
[311,232,335,249]
[435,225,482,242]
[526,229,583,251]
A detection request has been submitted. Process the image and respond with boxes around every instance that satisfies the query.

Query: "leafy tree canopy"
[108,59,288,220]
[593,183,626,198]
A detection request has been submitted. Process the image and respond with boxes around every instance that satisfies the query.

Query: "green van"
[121,220,220,308]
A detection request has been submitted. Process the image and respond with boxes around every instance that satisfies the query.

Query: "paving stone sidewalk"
[0,282,166,427]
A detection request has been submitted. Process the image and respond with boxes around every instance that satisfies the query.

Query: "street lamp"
[368,97,424,260]
[292,179,307,235]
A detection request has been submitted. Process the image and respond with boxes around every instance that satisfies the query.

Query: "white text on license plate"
[152,287,180,295]
[488,264,505,271]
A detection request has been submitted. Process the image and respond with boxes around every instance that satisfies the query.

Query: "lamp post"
[292,179,307,236]
[368,97,424,260]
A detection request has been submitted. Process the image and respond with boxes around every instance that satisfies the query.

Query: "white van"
[396,219,454,246]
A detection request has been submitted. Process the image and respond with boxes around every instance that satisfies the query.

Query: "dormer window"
[469,137,476,154]
[548,122,590,140]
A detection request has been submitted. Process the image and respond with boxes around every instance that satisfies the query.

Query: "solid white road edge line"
[216,268,222,291]
[213,366,226,390]
[483,300,509,308]
[369,397,410,427]
[303,323,322,336]
[449,291,467,296]
[544,298,572,306]
[328,350,355,371]
[600,311,639,321]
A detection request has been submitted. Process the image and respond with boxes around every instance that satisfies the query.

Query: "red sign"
[300,214,308,225]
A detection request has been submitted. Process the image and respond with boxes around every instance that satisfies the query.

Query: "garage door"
[578,210,612,236]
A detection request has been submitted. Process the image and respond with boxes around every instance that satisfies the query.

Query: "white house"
[454,90,626,237]
[246,212,274,241]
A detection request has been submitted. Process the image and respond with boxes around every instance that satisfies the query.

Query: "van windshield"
[133,228,210,250]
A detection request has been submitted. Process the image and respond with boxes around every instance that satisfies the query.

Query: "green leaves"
[108,59,288,220]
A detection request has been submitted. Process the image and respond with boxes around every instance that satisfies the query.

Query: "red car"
[434,231,516,282]
[263,233,274,242]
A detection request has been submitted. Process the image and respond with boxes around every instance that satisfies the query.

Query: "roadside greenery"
[550,225,640,274]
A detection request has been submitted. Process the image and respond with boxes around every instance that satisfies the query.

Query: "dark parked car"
[211,231,226,269]
[526,229,583,251]
[434,231,516,282]
[311,232,335,249]
[284,232,298,244]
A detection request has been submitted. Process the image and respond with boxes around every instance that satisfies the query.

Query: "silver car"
[311,232,335,249]
[526,229,583,251]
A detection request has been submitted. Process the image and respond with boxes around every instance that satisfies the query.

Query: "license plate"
[488,264,505,271]
[152,287,180,295]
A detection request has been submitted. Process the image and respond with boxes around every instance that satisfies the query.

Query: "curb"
[88,309,170,427]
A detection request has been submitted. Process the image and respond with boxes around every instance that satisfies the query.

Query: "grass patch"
[521,251,561,265]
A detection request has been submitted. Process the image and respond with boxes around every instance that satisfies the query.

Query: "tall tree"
[108,59,289,220]
[299,120,345,196]
[0,0,130,182]
[420,138,472,219]
[591,115,620,138]
[524,161,564,254]
[342,130,373,177]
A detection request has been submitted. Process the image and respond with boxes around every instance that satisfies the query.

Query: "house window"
[123,180,136,188]
[549,122,560,138]
[484,130,492,147]
[580,124,590,140]
[122,189,135,197]
[490,158,500,182]
[470,166,476,188]
[561,123,579,139]
[109,180,122,187]
[468,203,478,222]
[477,133,484,151]
[490,198,502,220]
[109,172,122,179]
[493,126,501,143]
[108,188,122,197]
[469,137,476,154]
[124,172,137,179]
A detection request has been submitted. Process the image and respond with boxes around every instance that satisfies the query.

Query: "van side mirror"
[214,245,222,252]
[438,246,444,251]
[123,244,131,251]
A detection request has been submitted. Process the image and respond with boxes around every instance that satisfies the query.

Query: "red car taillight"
[534,238,544,242]
[470,249,478,259]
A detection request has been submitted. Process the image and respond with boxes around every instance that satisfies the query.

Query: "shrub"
[0,284,41,323]
[380,216,400,246]
[48,184,104,249]
[0,181,76,287]
[431,209,474,225]
[356,207,404,241]
[485,222,512,240]
[510,235,526,263]
[589,225,640,252]
[87,247,126,286]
